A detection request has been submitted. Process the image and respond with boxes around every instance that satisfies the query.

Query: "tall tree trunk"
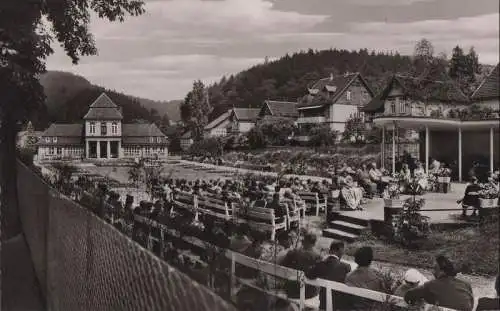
[0,109,22,241]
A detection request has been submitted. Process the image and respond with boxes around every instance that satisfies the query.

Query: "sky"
[46,0,500,101]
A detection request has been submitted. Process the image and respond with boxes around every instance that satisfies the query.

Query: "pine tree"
[181,80,213,141]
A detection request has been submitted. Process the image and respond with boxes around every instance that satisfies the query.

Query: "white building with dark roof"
[37,93,168,160]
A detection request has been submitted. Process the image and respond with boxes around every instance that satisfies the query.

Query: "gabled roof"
[38,124,84,146]
[471,64,499,101]
[122,123,166,137]
[298,72,374,109]
[362,75,470,112]
[262,100,298,118]
[231,108,260,121]
[205,111,231,130]
[83,93,123,120]
[180,131,192,139]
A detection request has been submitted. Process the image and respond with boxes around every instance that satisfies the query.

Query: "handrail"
[131,216,456,311]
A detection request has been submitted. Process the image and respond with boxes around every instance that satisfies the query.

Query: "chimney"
[330,73,334,81]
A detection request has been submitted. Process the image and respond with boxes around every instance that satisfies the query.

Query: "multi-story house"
[297,72,374,133]
[37,93,168,160]
[363,72,499,181]
[258,100,299,121]
[203,110,231,138]
[227,108,260,134]
[471,64,499,111]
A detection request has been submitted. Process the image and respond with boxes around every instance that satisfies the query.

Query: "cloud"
[45,0,499,102]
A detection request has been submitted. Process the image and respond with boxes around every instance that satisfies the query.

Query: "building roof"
[471,64,499,101]
[122,123,166,137]
[362,75,470,112]
[83,93,124,120]
[262,100,298,118]
[298,72,374,109]
[38,124,84,146]
[205,111,231,130]
[180,131,192,139]
[231,108,260,121]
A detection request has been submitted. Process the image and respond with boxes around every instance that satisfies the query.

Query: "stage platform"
[338,183,473,225]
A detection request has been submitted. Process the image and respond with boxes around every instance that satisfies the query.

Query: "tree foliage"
[0,0,145,238]
[255,117,296,146]
[448,45,481,95]
[181,80,213,141]
[309,124,338,147]
[342,115,366,144]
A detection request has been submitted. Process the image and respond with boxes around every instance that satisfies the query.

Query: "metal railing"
[16,161,238,311]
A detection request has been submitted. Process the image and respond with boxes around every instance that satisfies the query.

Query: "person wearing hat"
[405,255,474,311]
[394,269,428,297]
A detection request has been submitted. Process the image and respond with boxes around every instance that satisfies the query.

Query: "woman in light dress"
[339,172,364,210]
[414,162,429,192]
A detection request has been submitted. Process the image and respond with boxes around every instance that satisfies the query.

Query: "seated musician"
[399,163,412,193]
[369,162,388,196]
[357,163,377,198]
[413,162,429,192]
[458,176,481,217]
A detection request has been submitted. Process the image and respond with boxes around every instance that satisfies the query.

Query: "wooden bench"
[297,191,327,216]
[232,203,286,241]
[172,191,198,219]
[197,195,232,221]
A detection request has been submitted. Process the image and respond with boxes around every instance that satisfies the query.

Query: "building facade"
[228,108,260,134]
[204,110,231,138]
[297,72,374,133]
[38,93,168,161]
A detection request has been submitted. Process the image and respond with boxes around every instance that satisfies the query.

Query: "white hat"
[404,269,426,285]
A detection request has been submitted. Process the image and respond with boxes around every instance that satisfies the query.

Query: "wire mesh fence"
[16,161,238,311]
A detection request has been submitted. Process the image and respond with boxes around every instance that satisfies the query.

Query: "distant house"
[297,72,374,133]
[258,100,299,121]
[17,122,42,149]
[204,110,231,138]
[361,74,470,120]
[37,93,168,160]
[228,108,260,134]
[180,131,193,150]
[471,63,499,110]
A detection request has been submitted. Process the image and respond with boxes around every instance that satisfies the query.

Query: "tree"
[180,80,213,141]
[247,127,267,149]
[1,0,145,239]
[309,124,338,147]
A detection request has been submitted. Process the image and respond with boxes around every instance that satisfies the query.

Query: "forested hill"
[35,71,174,130]
[204,48,494,120]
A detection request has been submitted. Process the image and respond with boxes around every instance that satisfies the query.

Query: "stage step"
[330,212,370,227]
[329,220,368,235]
[322,228,359,243]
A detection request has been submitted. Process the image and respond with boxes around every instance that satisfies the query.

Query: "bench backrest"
[174,191,195,204]
[297,191,319,202]
[232,203,279,226]
[197,196,230,216]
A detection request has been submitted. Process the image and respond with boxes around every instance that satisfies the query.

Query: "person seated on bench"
[279,232,321,309]
[399,163,412,193]
[357,163,377,199]
[339,173,364,211]
[413,162,429,193]
[268,193,287,222]
[457,176,481,218]
[369,162,388,196]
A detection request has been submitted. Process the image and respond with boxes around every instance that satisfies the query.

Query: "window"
[89,122,96,134]
[112,122,117,134]
[57,147,62,155]
[399,101,406,113]
[390,100,396,114]
[45,137,50,143]
[157,137,162,143]
[101,122,107,135]
[49,147,55,155]
[53,137,57,143]
[150,137,154,143]
[346,90,352,101]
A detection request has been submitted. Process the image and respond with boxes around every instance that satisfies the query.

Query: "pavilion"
[363,66,499,182]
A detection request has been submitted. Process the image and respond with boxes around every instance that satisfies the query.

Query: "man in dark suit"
[306,241,352,311]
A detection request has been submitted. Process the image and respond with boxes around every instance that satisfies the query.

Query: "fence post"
[326,284,333,311]
[299,273,305,311]
[194,195,199,222]
[229,252,236,302]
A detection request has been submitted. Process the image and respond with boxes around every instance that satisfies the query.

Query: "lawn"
[346,220,499,277]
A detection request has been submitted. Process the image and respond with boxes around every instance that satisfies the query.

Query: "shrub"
[188,137,224,157]
[393,196,431,248]
[247,127,267,149]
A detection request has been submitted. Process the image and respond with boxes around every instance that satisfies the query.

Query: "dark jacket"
[476,297,500,311]
[404,276,474,311]
[306,255,351,310]
[280,249,321,299]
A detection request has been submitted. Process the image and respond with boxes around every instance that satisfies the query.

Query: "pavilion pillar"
[107,141,111,159]
[458,128,462,182]
[96,140,101,159]
[85,140,89,159]
[425,126,429,173]
[490,127,494,173]
[392,127,396,174]
[381,127,385,170]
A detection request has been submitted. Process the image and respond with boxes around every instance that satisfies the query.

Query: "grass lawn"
[345,220,499,277]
